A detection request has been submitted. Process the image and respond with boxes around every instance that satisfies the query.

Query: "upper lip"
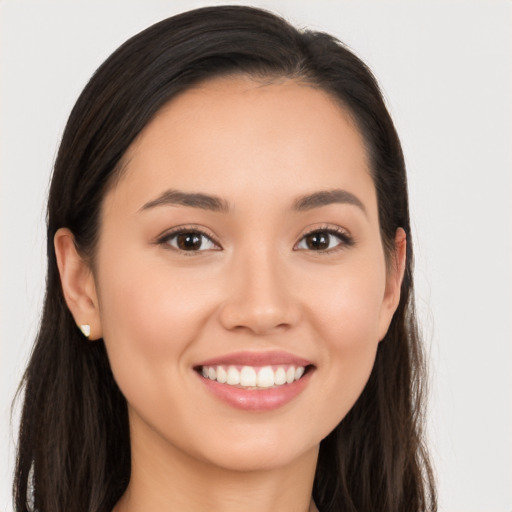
[195,350,313,368]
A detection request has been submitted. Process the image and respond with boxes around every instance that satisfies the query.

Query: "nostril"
[218,280,299,335]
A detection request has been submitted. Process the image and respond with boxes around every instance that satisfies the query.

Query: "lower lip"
[197,370,313,412]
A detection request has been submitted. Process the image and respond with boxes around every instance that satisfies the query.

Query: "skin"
[55,76,406,512]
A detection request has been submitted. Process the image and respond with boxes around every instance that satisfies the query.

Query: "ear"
[54,228,102,340]
[378,227,407,341]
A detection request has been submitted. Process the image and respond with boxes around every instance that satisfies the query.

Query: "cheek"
[309,256,387,347]
[98,248,217,337]
[304,260,386,424]
[94,251,218,400]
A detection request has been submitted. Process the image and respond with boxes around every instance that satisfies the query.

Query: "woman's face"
[91,76,402,471]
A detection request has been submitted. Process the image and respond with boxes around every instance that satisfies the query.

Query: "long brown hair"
[14,6,436,512]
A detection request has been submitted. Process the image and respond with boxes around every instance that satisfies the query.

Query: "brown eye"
[176,233,202,250]
[295,229,352,252]
[164,231,218,252]
[304,232,330,250]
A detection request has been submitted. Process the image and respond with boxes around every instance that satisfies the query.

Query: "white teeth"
[274,367,286,385]
[226,366,240,385]
[256,366,274,388]
[240,366,257,387]
[201,364,307,388]
[216,366,227,383]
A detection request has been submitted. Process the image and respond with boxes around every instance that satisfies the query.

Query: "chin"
[201,443,316,473]
[184,423,321,473]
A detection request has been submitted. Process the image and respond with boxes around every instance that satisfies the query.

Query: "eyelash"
[156,226,221,255]
[156,225,354,254]
[294,225,355,253]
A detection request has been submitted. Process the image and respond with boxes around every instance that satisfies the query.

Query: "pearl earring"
[79,324,91,338]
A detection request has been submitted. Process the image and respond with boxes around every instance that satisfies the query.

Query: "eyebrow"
[140,189,230,212]
[294,189,366,214]
[140,188,366,214]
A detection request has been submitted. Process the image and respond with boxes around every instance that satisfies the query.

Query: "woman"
[13,5,436,512]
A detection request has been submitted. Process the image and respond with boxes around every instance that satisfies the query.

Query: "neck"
[114,415,319,512]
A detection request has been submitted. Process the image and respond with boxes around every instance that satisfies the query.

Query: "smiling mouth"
[195,364,313,389]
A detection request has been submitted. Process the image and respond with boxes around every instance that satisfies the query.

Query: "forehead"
[107,75,376,216]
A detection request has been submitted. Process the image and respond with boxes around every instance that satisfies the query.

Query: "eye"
[159,229,220,252]
[295,228,353,252]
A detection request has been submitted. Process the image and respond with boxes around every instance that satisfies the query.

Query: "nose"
[218,249,299,335]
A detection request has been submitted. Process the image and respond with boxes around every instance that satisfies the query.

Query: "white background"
[1,1,511,511]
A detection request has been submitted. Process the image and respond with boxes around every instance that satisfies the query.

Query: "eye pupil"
[306,232,329,250]
[177,233,202,250]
